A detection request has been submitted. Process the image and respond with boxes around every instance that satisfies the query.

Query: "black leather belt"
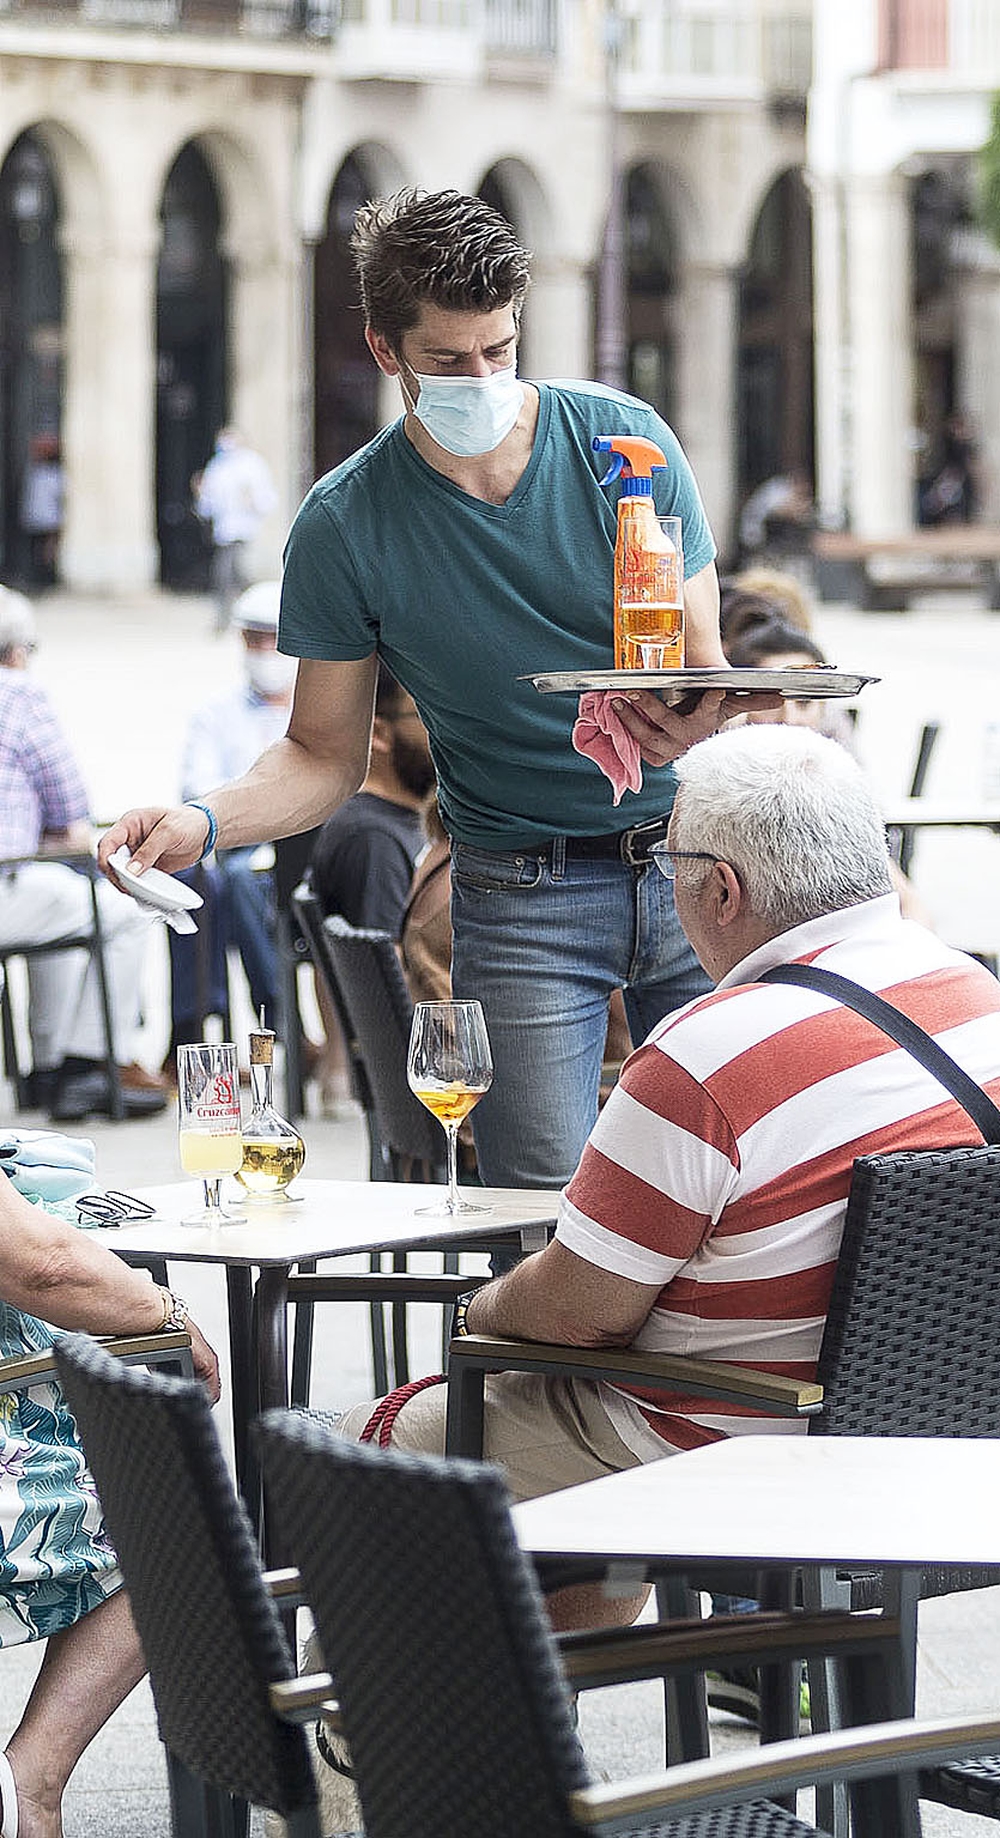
[549,814,672,867]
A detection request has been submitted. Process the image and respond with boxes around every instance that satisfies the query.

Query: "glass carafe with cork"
[236,1021,306,1203]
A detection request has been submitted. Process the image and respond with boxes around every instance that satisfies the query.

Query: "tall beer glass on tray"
[177,1042,246,1225]
[407,1000,493,1216]
[616,514,684,669]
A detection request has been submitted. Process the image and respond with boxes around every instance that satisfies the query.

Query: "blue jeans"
[450,839,710,1190]
[168,851,278,1035]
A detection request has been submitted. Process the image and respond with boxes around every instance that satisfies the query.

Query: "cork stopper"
[249,1029,275,1067]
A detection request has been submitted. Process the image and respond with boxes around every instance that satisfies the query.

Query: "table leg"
[839,1568,921,1838]
[226,1267,256,1514]
[254,1265,292,1565]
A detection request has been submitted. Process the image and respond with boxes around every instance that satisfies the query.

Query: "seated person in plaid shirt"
[0,589,167,1121]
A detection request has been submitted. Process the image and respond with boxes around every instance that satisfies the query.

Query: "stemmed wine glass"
[407,999,493,1216]
[176,1042,246,1225]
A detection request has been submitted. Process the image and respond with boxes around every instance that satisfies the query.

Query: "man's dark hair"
[351,188,531,346]
[374,660,408,720]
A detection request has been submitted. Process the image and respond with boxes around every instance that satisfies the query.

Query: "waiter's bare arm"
[97,654,378,879]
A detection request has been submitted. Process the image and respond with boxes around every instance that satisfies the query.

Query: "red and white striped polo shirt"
[557,896,1000,1459]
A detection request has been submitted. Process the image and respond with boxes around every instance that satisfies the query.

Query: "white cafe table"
[518,1436,1000,1740]
[515,1435,1000,1836]
[513,1433,1000,1575]
[92,1178,557,1503]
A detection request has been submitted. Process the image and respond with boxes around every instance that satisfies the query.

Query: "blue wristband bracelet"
[186,801,218,861]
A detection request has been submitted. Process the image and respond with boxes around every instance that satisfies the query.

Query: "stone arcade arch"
[0,130,63,588]
[156,142,226,589]
[311,140,405,475]
[313,149,382,480]
[623,162,680,424]
[155,124,294,588]
[477,159,553,375]
[736,166,815,514]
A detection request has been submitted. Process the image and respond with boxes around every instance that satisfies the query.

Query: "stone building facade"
[1,0,817,593]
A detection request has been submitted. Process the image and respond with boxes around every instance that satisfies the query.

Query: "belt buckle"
[620,818,668,867]
[620,826,648,867]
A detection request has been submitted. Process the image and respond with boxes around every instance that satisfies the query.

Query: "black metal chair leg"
[289,1261,316,1407]
[656,1575,710,1765]
[166,1751,250,1838]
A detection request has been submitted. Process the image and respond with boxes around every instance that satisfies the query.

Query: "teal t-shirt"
[280,380,717,850]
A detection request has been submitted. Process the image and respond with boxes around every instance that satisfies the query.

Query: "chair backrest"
[321,912,446,1173]
[292,884,375,1117]
[256,1414,589,1838]
[896,721,940,875]
[53,1334,317,1820]
[273,829,322,916]
[815,1145,1000,1436]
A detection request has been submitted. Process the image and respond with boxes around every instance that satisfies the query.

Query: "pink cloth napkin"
[572,690,644,806]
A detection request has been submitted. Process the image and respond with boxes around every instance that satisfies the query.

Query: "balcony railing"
[618,3,812,105]
[1,0,339,34]
[0,0,807,82]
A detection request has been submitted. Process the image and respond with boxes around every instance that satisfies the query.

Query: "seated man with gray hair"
[0,587,168,1120]
[337,724,1000,1579]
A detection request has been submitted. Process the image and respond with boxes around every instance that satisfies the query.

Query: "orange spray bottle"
[593,435,684,669]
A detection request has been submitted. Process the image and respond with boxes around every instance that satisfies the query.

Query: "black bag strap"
[760,962,1000,1147]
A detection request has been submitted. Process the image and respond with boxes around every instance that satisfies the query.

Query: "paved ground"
[2,581,1000,1834]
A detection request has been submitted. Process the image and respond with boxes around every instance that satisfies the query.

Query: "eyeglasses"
[650,845,720,882]
[75,1190,157,1226]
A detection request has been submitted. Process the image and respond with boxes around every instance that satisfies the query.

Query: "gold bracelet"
[155,1286,172,1332]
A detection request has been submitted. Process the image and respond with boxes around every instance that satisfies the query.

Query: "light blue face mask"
[404,364,523,457]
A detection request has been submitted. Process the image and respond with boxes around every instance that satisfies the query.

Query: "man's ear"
[714,861,744,929]
[366,327,399,376]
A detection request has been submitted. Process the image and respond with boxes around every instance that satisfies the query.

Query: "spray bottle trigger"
[598,453,625,487]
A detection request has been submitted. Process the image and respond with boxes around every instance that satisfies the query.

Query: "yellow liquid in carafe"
[236,1137,306,1194]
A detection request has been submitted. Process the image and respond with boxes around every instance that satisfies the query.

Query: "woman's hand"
[187,1318,222,1403]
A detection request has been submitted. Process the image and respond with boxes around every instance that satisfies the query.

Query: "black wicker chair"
[53,1334,321,1838]
[290,905,460,1394]
[255,1411,1000,1838]
[321,911,446,1182]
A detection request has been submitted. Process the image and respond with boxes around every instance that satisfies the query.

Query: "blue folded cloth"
[0,1128,97,1202]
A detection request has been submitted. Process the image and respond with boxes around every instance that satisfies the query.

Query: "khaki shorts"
[336,1372,646,1502]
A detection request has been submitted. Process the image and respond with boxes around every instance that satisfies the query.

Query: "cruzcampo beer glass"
[177,1042,246,1225]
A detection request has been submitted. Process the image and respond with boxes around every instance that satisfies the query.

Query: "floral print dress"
[0,1301,123,1646]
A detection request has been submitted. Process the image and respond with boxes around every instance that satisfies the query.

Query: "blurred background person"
[728,613,929,923]
[164,581,295,1076]
[306,663,435,1112]
[308,663,434,933]
[192,428,277,634]
[736,466,813,563]
[918,410,981,526]
[20,434,64,590]
[727,566,814,634]
[0,587,167,1120]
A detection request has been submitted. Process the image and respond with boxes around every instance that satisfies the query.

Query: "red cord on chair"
[359,1374,446,1448]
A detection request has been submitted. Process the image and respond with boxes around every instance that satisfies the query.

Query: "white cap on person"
[232,581,281,633]
[0,587,37,657]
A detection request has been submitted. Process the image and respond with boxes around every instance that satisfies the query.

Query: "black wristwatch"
[452,1289,481,1339]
